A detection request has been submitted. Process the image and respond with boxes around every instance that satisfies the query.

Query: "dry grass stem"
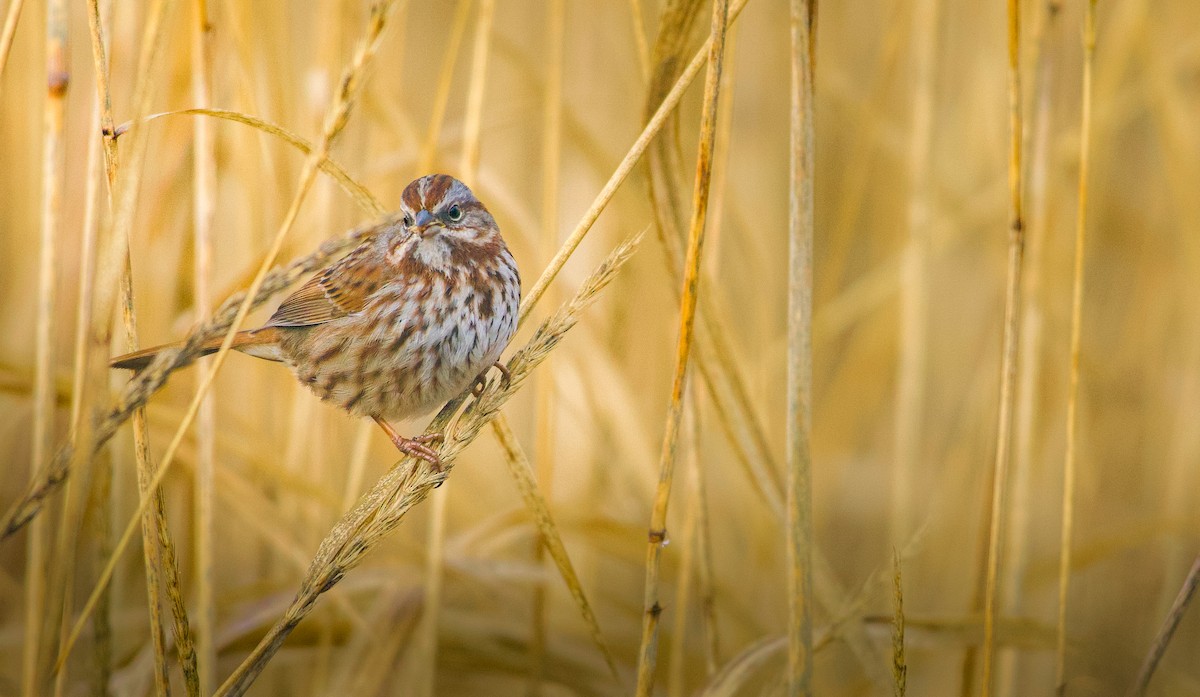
[190,0,218,693]
[458,0,494,177]
[530,0,565,690]
[1054,1,1097,692]
[892,0,938,540]
[490,415,620,681]
[892,549,907,696]
[0,0,26,97]
[628,0,651,81]
[25,0,68,691]
[1127,555,1200,697]
[786,0,817,694]
[978,0,1026,692]
[634,1,729,694]
[418,0,473,174]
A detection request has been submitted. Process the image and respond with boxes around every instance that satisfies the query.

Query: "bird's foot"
[472,360,512,398]
[394,434,443,471]
[373,416,445,471]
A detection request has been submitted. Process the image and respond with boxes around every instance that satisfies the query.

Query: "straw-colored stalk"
[980,0,1026,692]
[1055,1,1096,691]
[786,0,816,693]
[529,0,565,691]
[634,1,729,694]
[490,415,620,681]
[458,0,494,177]
[666,396,715,697]
[892,0,938,541]
[820,2,905,288]
[190,0,218,693]
[0,0,26,95]
[998,2,1061,691]
[417,0,473,174]
[892,549,907,696]
[72,65,113,697]
[24,0,68,692]
[628,0,650,81]
[1127,555,1200,696]
[214,231,642,697]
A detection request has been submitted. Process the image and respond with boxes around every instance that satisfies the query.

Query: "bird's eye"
[447,205,463,222]
[403,213,414,227]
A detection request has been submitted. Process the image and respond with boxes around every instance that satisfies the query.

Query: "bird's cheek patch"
[387,240,407,265]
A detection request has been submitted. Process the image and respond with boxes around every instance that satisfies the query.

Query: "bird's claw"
[396,436,443,471]
[472,361,512,398]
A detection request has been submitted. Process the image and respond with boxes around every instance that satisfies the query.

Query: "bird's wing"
[266,243,390,327]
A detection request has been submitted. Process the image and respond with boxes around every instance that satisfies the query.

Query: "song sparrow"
[111,174,521,469]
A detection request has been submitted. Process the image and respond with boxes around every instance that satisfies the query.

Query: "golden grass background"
[1,0,1199,694]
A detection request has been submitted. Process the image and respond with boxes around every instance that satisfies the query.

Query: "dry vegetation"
[1,0,1198,695]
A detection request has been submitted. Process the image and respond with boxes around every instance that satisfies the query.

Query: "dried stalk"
[190,0,218,693]
[892,549,907,697]
[634,1,729,694]
[529,0,565,690]
[458,0,494,177]
[786,0,816,693]
[418,0,473,174]
[1055,1,1097,691]
[1127,555,1200,697]
[979,0,1026,692]
[491,415,620,681]
[0,0,26,96]
[25,0,69,691]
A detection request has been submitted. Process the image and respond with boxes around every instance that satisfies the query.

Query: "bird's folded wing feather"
[266,243,388,327]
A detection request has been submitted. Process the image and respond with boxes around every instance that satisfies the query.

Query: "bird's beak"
[413,210,436,237]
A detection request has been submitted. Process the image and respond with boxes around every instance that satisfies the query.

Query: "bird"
[111,174,521,469]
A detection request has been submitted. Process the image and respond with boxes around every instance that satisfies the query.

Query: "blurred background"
[2,0,1199,694]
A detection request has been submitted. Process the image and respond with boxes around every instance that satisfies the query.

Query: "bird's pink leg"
[372,416,444,471]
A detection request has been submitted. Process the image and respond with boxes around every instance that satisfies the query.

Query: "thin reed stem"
[628,0,650,81]
[786,0,816,693]
[635,2,729,694]
[458,0,494,177]
[1055,1,1096,691]
[0,0,26,96]
[1127,555,1200,697]
[190,0,218,692]
[26,0,69,691]
[491,415,620,682]
[529,0,564,691]
[415,487,448,697]
[892,549,907,696]
[418,0,473,174]
[979,0,1026,692]
[893,0,939,541]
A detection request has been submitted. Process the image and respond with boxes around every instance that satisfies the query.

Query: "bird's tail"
[109,327,283,371]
